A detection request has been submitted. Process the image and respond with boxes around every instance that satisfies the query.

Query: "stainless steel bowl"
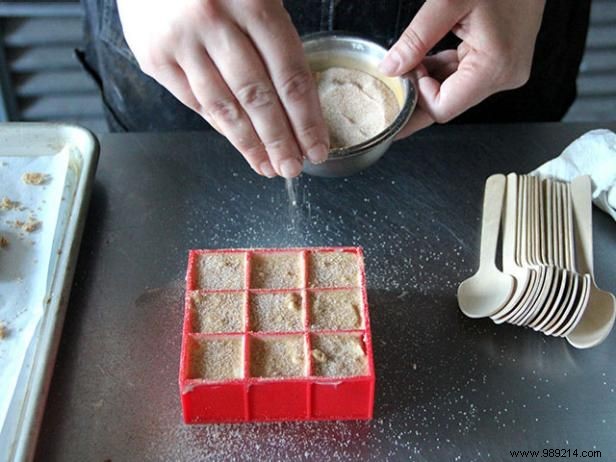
[301,32,417,177]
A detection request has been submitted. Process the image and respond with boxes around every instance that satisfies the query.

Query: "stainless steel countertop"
[36,123,616,461]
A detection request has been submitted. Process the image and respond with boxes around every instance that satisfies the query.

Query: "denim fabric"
[79,0,590,132]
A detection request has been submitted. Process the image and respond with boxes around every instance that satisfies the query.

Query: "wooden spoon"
[458,174,514,318]
[490,174,536,323]
[566,175,616,348]
[512,176,553,326]
[494,175,538,323]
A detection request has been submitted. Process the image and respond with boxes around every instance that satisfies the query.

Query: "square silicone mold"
[179,247,375,423]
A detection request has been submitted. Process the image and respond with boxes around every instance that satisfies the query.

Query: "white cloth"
[532,129,616,221]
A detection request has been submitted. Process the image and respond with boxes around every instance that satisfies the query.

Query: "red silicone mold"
[179,247,375,423]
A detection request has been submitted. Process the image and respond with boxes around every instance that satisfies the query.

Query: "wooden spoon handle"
[480,174,507,269]
[570,175,593,276]
[502,173,518,271]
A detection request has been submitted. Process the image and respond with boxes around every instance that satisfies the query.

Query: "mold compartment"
[311,333,368,377]
[250,251,303,289]
[188,336,244,381]
[311,379,374,419]
[190,291,246,333]
[250,335,307,378]
[309,289,364,330]
[248,380,309,420]
[249,291,304,332]
[196,251,246,290]
[180,381,246,423]
[308,250,360,288]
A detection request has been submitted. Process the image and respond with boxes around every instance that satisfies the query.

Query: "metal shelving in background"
[0,1,107,133]
[565,0,616,121]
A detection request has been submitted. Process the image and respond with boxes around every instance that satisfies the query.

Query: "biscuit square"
[310,289,363,330]
[250,252,303,289]
[250,292,304,332]
[309,251,360,288]
[191,292,245,333]
[196,252,245,290]
[189,337,244,380]
[311,334,368,377]
[250,335,306,378]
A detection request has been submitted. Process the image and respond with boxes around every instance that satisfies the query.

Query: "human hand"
[379,0,546,138]
[117,0,329,178]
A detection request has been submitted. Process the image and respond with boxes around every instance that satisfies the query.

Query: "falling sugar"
[285,177,298,208]
[285,177,301,236]
[284,176,306,242]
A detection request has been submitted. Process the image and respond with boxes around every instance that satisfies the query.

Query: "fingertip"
[279,157,302,179]
[306,142,329,164]
[259,160,277,178]
[411,63,429,80]
[378,49,402,76]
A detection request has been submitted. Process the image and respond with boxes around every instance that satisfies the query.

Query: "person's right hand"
[116,0,329,178]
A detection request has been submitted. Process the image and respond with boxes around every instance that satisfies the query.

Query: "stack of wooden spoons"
[458,174,615,348]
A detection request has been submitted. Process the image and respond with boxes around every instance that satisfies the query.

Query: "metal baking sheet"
[0,123,98,462]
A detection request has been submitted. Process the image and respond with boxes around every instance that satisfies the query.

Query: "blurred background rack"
[0,0,106,132]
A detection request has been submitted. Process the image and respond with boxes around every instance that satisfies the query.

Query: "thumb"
[379,0,472,76]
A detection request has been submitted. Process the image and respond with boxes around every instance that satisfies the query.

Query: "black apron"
[79,0,591,132]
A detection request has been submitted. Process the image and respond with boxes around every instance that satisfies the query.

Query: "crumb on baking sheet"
[23,217,40,232]
[0,197,20,210]
[8,215,41,233]
[21,172,49,185]
[0,235,8,249]
[0,322,6,339]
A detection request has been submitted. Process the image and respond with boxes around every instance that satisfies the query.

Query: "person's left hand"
[379,0,546,138]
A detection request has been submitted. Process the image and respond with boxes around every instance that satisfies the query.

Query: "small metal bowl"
[302,32,417,177]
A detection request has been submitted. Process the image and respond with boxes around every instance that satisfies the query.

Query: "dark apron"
[79,0,590,132]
